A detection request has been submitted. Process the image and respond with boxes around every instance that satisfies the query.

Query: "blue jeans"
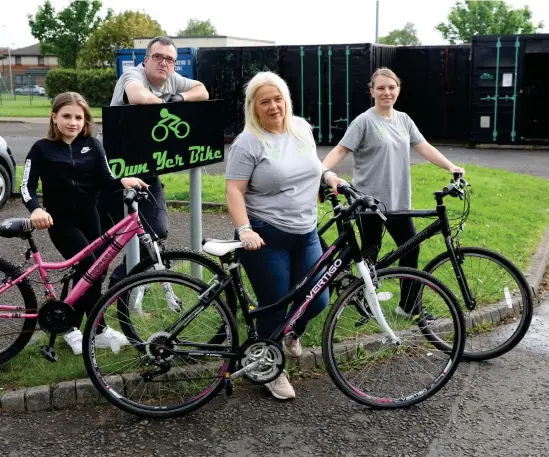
[237,216,330,339]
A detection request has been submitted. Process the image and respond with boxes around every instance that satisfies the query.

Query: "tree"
[176,18,217,37]
[379,22,421,46]
[78,11,166,68]
[435,0,544,44]
[28,0,112,68]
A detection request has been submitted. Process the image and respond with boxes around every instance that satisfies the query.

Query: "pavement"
[0,297,547,456]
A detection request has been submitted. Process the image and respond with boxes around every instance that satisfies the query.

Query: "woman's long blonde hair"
[47,92,93,141]
[242,71,312,146]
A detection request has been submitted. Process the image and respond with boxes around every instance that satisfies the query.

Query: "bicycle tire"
[83,270,238,419]
[119,249,237,345]
[322,267,465,409]
[0,257,38,365]
[423,247,534,361]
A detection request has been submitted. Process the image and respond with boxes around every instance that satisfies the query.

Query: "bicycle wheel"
[423,247,534,361]
[322,267,465,409]
[0,257,38,365]
[83,270,238,419]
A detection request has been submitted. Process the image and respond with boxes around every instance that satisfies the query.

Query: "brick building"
[0,43,58,92]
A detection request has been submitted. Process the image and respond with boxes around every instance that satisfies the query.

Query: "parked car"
[0,136,16,211]
[14,85,46,96]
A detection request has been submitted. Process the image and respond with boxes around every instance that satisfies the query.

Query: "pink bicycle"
[0,188,181,364]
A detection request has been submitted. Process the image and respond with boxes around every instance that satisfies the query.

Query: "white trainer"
[95,326,130,353]
[264,371,296,400]
[63,328,83,355]
[282,334,303,358]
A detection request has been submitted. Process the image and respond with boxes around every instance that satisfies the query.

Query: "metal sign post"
[190,167,203,279]
[124,202,140,275]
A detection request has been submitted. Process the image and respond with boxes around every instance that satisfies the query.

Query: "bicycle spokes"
[85,273,236,413]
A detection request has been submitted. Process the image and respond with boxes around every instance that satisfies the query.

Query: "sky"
[1,0,548,50]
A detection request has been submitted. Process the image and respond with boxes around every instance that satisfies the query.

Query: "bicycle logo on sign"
[151,108,191,142]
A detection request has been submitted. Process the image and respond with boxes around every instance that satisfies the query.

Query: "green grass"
[0,95,102,118]
[3,163,549,388]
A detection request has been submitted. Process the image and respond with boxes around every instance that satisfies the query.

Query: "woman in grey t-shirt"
[321,68,464,318]
[226,71,328,401]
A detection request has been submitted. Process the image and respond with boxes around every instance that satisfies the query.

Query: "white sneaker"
[63,328,83,355]
[95,326,130,353]
[264,371,296,400]
[282,334,302,358]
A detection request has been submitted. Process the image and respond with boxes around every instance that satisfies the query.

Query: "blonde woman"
[322,68,464,319]
[225,72,329,400]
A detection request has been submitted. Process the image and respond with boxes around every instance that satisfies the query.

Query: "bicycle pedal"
[225,372,234,397]
[40,345,58,363]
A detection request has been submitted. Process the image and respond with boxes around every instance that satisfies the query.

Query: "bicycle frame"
[323,188,476,310]
[164,210,401,358]
[0,211,145,319]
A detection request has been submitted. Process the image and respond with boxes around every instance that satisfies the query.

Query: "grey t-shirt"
[110,63,198,106]
[339,108,425,210]
[225,117,322,234]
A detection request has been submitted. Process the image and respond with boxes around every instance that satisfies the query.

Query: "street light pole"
[0,25,14,98]
[375,0,380,44]
[7,46,13,97]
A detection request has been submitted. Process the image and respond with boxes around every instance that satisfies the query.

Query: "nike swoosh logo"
[81,147,91,154]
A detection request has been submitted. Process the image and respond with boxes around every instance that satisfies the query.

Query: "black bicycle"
[82,185,465,419]
[318,174,534,361]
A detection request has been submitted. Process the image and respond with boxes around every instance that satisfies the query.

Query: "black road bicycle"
[82,185,466,419]
[318,174,534,361]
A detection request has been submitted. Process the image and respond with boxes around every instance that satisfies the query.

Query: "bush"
[45,68,116,107]
[44,69,78,100]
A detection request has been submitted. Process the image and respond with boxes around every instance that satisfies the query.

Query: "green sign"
[101,100,225,178]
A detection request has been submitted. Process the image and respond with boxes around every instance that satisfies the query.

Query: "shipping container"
[115,48,197,80]
[196,47,243,140]
[470,34,549,145]
[372,44,397,71]
[196,46,280,140]
[389,45,471,141]
[279,44,374,145]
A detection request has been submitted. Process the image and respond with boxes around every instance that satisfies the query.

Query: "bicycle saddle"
[0,218,33,239]
[202,238,243,256]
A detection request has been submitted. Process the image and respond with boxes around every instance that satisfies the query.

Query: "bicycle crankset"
[38,300,75,334]
[239,339,285,384]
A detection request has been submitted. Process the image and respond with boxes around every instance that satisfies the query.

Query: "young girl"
[20,91,147,355]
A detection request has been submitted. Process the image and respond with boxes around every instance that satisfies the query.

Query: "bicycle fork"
[129,235,182,313]
[355,261,401,345]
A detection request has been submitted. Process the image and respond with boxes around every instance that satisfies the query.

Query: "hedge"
[45,68,117,107]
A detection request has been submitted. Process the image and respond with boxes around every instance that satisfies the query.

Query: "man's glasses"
[148,53,176,67]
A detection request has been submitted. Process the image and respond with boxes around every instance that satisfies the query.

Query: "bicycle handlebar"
[439,173,468,199]
[123,186,149,206]
[336,184,387,221]
[320,172,469,221]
